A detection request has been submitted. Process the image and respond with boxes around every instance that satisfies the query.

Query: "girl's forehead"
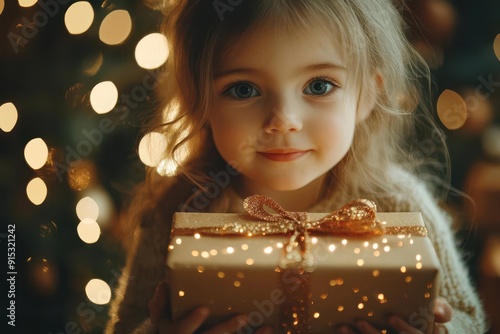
[216,23,346,72]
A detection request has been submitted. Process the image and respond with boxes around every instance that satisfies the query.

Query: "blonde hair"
[121,0,448,247]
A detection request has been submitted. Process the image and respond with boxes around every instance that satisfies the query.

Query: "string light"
[0,102,17,132]
[135,33,169,69]
[76,196,99,221]
[437,89,467,130]
[85,279,111,304]
[24,138,49,170]
[18,0,37,7]
[90,81,118,114]
[77,218,101,244]
[138,132,168,167]
[64,1,94,35]
[26,177,47,205]
[99,10,132,45]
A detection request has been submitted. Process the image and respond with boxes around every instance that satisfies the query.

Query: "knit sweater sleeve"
[400,177,488,333]
[104,217,169,334]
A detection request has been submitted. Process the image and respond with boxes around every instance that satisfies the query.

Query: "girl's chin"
[243,177,320,194]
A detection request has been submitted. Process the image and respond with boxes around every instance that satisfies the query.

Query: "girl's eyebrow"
[213,62,346,81]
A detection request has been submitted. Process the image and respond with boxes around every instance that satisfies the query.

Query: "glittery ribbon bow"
[241,195,386,272]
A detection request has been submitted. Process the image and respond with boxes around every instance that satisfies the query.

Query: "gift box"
[166,196,441,334]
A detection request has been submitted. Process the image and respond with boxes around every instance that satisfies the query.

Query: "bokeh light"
[138,132,168,167]
[18,0,37,7]
[90,81,118,114]
[437,89,467,130]
[135,33,169,69]
[85,279,111,305]
[99,10,132,45]
[77,218,101,244]
[76,196,99,221]
[24,138,49,170]
[83,187,114,225]
[0,102,18,132]
[64,1,94,35]
[494,34,500,62]
[27,177,48,205]
[0,0,4,15]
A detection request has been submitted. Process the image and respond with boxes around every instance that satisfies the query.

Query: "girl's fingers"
[355,320,382,334]
[432,298,453,323]
[202,314,248,334]
[388,316,423,334]
[148,282,168,324]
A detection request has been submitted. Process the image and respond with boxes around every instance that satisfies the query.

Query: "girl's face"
[209,25,372,196]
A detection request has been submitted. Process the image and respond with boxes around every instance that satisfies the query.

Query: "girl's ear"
[356,71,383,123]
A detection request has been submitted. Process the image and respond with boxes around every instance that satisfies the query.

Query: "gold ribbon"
[174,195,427,271]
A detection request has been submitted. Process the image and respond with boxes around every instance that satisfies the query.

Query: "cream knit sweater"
[105,172,488,333]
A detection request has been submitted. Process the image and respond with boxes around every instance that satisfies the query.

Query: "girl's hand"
[335,298,452,334]
[148,282,273,334]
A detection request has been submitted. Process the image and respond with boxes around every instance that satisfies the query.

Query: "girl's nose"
[264,107,303,134]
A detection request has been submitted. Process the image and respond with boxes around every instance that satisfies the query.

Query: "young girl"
[105,0,487,333]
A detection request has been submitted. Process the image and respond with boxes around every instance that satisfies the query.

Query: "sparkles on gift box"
[166,196,441,334]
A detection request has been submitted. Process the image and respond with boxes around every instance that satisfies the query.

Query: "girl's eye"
[223,82,260,99]
[304,78,337,96]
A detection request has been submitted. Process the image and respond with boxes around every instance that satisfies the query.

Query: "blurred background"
[0,0,499,333]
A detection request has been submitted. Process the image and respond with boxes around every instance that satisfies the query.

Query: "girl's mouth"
[258,149,310,162]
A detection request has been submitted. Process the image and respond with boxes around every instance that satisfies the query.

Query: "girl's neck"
[235,175,326,212]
